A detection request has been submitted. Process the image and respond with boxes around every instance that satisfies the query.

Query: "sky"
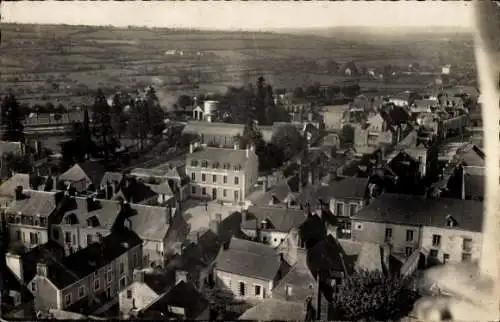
[2,1,474,31]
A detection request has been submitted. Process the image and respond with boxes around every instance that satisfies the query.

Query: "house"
[182,121,245,148]
[118,268,173,318]
[123,204,189,270]
[0,140,24,177]
[50,196,125,255]
[351,193,483,262]
[58,162,106,194]
[213,237,289,300]
[441,64,451,75]
[192,100,218,122]
[250,176,301,208]
[241,206,308,248]
[0,173,32,209]
[27,228,142,314]
[4,188,65,250]
[321,104,349,131]
[342,61,359,76]
[135,280,210,320]
[388,91,417,107]
[185,142,259,204]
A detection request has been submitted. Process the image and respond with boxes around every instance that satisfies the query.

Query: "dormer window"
[87,216,100,228]
[190,160,198,167]
[201,160,208,168]
[212,162,220,169]
[445,214,457,227]
[260,218,271,230]
[233,164,242,171]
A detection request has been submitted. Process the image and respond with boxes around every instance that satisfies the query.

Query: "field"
[0,23,476,109]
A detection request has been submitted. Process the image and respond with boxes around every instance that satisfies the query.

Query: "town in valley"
[0,21,483,321]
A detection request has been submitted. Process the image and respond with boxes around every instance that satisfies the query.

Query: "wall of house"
[329,198,365,217]
[272,275,317,303]
[186,167,245,203]
[119,283,159,316]
[351,220,421,255]
[215,270,272,300]
[8,224,48,250]
[421,227,482,264]
[52,224,110,253]
[242,228,288,248]
[60,276,91,310]
[323,111,345,131]
[5,253,23,281]
[32,276,60,311]
[142,239,164,269]
[244,153,259,199]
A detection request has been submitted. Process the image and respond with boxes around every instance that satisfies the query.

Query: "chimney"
[233,142,239,150]
[36,262,48,277]
[86,196,97,212]
[133,269,145,283]
[460,166,466,200]
[6,253,23,282]
[14,186,24,200]
[189,143,194,154]
[262,177,268,192]
[166,205,173,225]
[175,270,188,285]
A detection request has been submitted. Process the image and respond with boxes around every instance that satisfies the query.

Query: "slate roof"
[140,281,209,320]
[43,228,142,289]
[0,173,30,197]
[144,182,174,196]
[464,173,484,201]
[128,204,170,241]
[142,270,175,294]
[59,162,106,186]
[251,176,299,206]
[99,171,123,187]
[242,206,307,233]
[186,147,252,168]
[215,237,281,280]
[238,299,306,321]
[300,177,369,205]
[352,193,484,232]
[6,190,59,217]
[61,197,122,229]
[182,121,245,137]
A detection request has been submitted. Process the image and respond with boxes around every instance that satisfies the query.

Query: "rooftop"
[215,237,281,280]
[99,171,123,187]
[61,197,122,229]
[59,162,106,186]
[0,173,30,197]
[238,299,306,321]
[42,228,142,289]
[6,190,60,217]
[242,206,307,233]
[0,140,23,156]
[353,193,484,232]
[182,121,245,137]
[128,204,171,241]
[186,146,253,167]
[300,177,369,204]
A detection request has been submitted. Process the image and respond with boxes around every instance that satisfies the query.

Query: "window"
[223,176,228,184]
[31,281,36,292]
[202,187,206,195]
[94,278,100,291]
[120,262,125,275]
[432,235,441,247]
[201,160,208,168]
[430,249,438,258]
[40,217,47,227]
[64,294,72,306]
[223,189,227,197]
[234,164,242,171]
[191,172,196,181]
[385,228,392,241]
[212,175,217,183]
[234,190,239,201]
[461,253,472,263]
[72,234,76,245]
[87,234,93,245]
[443,253,450,264]
[127,289,132,299]
[212,162,219,169]
[286,285,293,297]
[65,232,71,243]
[254,285,261,297]
[120,277,126,289]
[78,286,85,298]
[335,202,344,216]
[239,282,246,296]
[29,232,38,245]
[191,186,196,194]
[405,247,413,257]
[406,230,414,242]
[106,271,112,283]
[190,160,198,167]
[349,204,358,216]
[234,176,239,185]
[53,229,59,240]
[201,173,206,182]
[15,230,21,241]
[462,238,472,252]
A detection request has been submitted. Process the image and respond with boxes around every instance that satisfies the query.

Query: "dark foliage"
[1,92,25,142]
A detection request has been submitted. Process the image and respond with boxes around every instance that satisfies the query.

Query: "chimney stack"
[460,166,466,200]
[262,177,268,192]
[234,142,239,150]
[14,186,23,200]
[36,262,48,277]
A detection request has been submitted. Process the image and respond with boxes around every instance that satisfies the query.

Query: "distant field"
[0,23,476,108]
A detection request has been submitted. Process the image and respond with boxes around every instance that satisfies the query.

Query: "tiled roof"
[6,190,59,217]
[128,204,170,241]
[238,299,306,321]
[15,240,66,285]
[339,240,383,273]
[186,147,251,167]
[99,171,123,187]
[182,121,245,137]
[44,228,142,289]
[353,193,484,232]
[242,206,307,233]
[145,182,174,196]
[142,270,175,294]
[0,173,30,197]
[215,237,281,280]
[251,176,298,206]
[0,141,23,156]
[140,281,209,320]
